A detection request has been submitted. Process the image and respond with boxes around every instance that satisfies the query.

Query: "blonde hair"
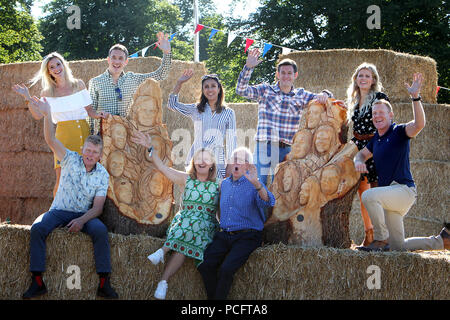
[29,52,78,96]
[346,63,383,119]
[186,148,217,182]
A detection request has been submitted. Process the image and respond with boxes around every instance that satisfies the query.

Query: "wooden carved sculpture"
[266,99,360,247]
[100,79,174,236]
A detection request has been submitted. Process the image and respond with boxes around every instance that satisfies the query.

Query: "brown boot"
[361,228,374,247]
[440,223,450,250]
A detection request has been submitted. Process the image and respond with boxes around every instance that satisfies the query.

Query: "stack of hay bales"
[1,224,448,299]
[0,57,206,225]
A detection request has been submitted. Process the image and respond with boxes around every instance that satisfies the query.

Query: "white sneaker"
[147,248,164,265]
[154,280,168,300]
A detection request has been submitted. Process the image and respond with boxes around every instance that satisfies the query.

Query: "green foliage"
[38,0,182,60]
[0,0,43,63]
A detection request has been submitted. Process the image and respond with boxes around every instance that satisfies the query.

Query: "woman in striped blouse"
[167,70,237,179]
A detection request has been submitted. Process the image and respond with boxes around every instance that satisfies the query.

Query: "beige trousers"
[361,182,444,251]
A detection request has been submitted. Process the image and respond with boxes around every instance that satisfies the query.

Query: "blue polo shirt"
[366,123,415,187]
[219,175,276,232]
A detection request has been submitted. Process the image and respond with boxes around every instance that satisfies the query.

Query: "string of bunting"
[129,24,448,97]
[128,23,298,58]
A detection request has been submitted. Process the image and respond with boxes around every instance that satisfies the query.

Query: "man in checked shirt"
[236,48,333,186]
[88,32,172,134]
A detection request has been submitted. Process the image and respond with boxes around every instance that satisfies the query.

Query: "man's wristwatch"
[148,147,153,157]
[411,95,421,101]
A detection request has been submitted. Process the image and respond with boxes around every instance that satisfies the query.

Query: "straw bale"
[0,109,49,152]
[0,151,54,197]
[393,103,449,162]
[0,225,448,300]
[0,197,53,225]
[283,49,437,104]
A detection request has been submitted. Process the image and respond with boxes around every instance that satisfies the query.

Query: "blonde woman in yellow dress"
[12,52,107,197]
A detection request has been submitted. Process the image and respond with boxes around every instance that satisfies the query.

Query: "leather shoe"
[361,228,374,247]
[97,276,118,299]
[357,240,390,252]
[23,276,47,299]
[439,222,450,250]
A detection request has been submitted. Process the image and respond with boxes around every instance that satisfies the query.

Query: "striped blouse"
[167,93,237,178]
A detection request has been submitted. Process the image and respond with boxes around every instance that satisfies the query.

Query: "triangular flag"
[227,32,237,47]
[169,32,177,42]
[282,47,292,55]
[436,86,441,95]
[208,28,219,41]
[262,43,273,57]
[129,52,138,58]
[142,46,150,57]
[245,38,254,52]
[194,24,204,34]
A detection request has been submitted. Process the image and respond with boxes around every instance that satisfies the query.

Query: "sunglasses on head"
[115,87,122,101]
[201,74,220,81]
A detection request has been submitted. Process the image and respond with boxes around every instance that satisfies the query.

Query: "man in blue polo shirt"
[197,147,275,299]
[353,73,449,252]
[22,97,118,299]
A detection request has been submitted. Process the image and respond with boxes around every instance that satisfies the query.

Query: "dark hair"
[109,44,128,57]
[197,75,225,113]
[277,58,298,73]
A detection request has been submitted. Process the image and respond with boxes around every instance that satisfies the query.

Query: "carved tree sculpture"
[100,79,174,237]
[265,99,360,247]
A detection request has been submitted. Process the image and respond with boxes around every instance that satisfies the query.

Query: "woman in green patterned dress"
[131,130,220,300]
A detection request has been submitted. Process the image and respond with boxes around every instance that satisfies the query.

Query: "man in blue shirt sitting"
[354,73,449,252]
[197,147,275,299]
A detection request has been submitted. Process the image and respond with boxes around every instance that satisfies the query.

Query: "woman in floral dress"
[347,62,389,246]
[131,130,220,300]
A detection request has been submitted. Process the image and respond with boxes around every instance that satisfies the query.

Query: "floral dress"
[351,91,389,183]
[164,177,219,263]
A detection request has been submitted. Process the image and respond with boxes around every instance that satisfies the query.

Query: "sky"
[31,0,261,20]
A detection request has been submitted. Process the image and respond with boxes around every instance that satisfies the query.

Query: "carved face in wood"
[314,124,334,154]
[115,178,133,204]
[320,165,340,195]
[107,150,126,177]
[306,102,325,129]
[111,123,127,149]
[291,129,313,159]
[136,99,159,127]
[149,171,165,197]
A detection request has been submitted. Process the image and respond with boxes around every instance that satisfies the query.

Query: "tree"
[0,0,43,63]
[38,0,182,60]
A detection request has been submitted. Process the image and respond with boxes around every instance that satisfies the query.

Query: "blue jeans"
[29,209,111,273]
[254,141,291,186]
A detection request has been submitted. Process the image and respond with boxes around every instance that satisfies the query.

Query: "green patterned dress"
[164,177,219,263]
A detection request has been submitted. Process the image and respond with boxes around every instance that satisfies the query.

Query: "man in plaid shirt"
[236,48,333,185]
[89,32,172,134]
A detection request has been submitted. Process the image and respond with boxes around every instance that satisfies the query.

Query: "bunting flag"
[227,31,237,47]
[282,47,292,55]
[142,46,150,57]
[262,43,273,57]
[208,28,219,41]
[169,32,177,42]
[436,86,441,95]
[129,52,139,58]
[245,38,254,52]
[194,24,204,34]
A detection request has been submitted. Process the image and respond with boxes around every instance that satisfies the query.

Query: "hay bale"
[0,197,53,225]
[283,49,437,104]
[0,225,448,300]
[0,151,54,198]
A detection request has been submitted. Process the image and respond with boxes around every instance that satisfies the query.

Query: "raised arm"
[404,73,426,138]
[139,32,172,82]
[12,84,43,120]
[30,96,66,161]
[236,48,267,100]
[130,130,188,188]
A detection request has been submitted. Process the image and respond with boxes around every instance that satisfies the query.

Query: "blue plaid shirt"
[219,175,275,232]
[236,65,318,145]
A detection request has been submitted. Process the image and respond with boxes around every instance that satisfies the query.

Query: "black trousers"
[197,230,262,300]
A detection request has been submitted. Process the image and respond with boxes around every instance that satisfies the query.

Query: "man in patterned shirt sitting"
[22,97,118,299]
[88,31,172,134]
[236,48,333,186]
